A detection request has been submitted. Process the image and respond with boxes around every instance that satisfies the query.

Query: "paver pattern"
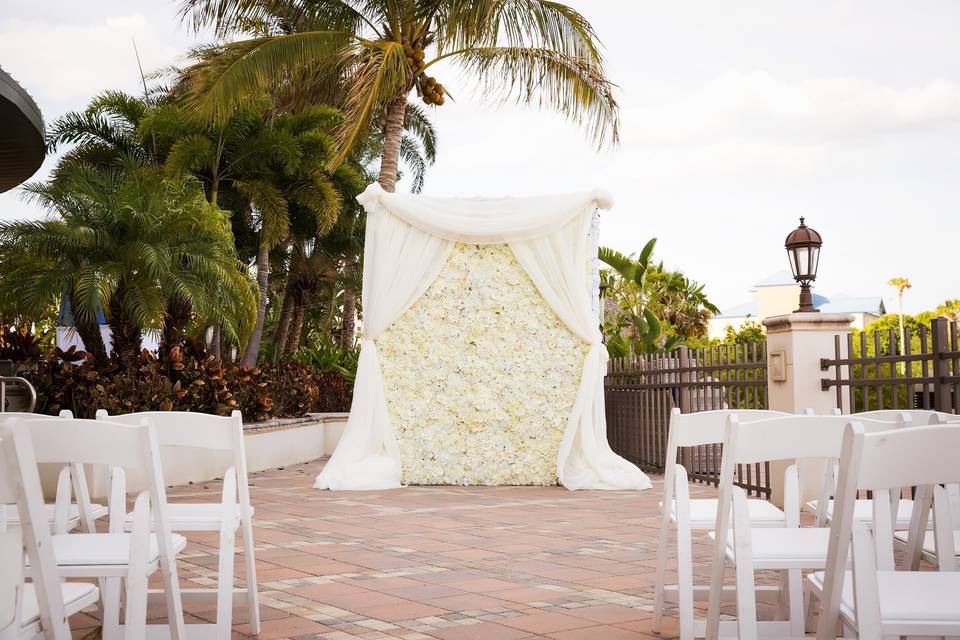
[70,458,721,639]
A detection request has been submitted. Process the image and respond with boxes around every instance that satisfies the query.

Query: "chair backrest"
[97,410,251,510]
[96,410,242,452]
[0,426,70,639]
[721,413,907,467]
[666,408,793,449]
[855,409,954,425]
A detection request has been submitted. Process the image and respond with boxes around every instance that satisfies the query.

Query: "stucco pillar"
[762,312,854,507]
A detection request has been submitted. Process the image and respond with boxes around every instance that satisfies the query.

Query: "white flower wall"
[376,243,590,485]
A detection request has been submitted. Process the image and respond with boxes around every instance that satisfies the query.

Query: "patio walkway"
[71,458,715,639]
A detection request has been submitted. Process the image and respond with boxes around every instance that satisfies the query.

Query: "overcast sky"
[1,1,957,314]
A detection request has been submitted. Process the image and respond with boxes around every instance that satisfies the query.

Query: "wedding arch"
[314,183,651,491]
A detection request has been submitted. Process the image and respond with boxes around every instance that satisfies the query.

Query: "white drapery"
[315,183,651,491]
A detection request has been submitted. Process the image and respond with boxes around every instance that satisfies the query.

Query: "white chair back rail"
[0,425,72,640]
[816,423,960,639]
[854,409,954,425]
[13,417,186,640]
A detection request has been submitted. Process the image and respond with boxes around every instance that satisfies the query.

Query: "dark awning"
[0,66,44,193]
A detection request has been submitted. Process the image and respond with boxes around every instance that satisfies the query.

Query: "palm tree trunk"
[378,95,407,193]
[75,318,107,365]
[242,242,270,367]
[107,288,143,366]
[285,304,305,355]
[160,296,192,361]
[272,288,294,362]
[897,291,907,375]
[211,325,221,360]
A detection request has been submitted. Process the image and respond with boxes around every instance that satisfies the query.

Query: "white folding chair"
[704,413,901,640]
[97,410,260,638]
[652,409,791,640]
[803,413,916,530]
[892,481,960,571]
[14,417,186,640]
[855,409,954,425]
[812,423,960,639]
[0,412,108,533]
[0,424,99,640]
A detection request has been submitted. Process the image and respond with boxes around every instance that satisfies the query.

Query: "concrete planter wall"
[40,412,349,499]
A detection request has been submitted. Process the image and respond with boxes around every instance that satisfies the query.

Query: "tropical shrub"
[600,240,719,356]
[24,338,351,422]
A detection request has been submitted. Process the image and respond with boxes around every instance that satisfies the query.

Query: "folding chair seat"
[12,417,186,640]
[1,423,99,640]
[808,570,960,636]
[813,424,960,639]
[99,410,260,639]
[705,413,903,640]
[671,496,785,529]
[652,408,793,640]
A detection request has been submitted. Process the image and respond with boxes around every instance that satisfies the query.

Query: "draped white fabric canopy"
[314,183,651,491]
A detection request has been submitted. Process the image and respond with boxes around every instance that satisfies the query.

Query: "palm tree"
[0,164,255,366]
[934,299,960,328]
[178,0,618,193]
[888,276,912,358]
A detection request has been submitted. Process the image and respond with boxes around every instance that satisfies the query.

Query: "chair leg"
[217,521,236,640]
[652,521,670,634]
[100,577,122,640]
[242,516,260,634]
[676,521,695,640]
[787,568,804,637]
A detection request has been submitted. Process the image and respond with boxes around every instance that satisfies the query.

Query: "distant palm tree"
[0,165,255,365]
[935,299,960,328]
[888,277,911,369]
[178,0,619,193]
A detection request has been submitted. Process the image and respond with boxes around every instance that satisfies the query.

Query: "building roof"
[718,292,884,318]
[817,295,886,315]
[0,66,44,194]
[752,269,797,288]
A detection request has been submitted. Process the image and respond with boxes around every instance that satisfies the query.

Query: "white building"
[708,270,885,339]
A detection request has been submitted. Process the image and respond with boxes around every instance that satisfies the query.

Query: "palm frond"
[330,38,411,168]
[180,32,352,118]
[442,46,619,146]
[403,102,438,163]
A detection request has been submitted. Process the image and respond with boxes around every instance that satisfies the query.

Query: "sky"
[1,1,958,314]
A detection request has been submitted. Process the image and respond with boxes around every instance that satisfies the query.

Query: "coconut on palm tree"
[177,0,619,192]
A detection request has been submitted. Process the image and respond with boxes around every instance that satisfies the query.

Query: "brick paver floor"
[69,458,725,639]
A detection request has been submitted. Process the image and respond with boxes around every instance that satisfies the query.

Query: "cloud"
[625,70,960,145]
[0,15,185,107]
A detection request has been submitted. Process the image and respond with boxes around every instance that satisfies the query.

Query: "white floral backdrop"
[376,243,590,485]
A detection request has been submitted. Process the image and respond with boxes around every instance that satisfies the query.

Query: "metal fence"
[820,317,959,414]
[605,343,770,496]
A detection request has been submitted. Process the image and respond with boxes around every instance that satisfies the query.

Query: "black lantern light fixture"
[784,217,822,313]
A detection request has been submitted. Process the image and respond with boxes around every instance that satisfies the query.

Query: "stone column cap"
[763,312,854,333]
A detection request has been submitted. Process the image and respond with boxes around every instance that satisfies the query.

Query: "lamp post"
[785,217,822,313]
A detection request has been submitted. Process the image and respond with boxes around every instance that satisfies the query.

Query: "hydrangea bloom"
[377,243,589,485]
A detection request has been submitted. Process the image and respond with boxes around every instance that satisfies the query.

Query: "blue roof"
[817,296,886,315]
[719,300,758,317]
[718,293,884,318]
